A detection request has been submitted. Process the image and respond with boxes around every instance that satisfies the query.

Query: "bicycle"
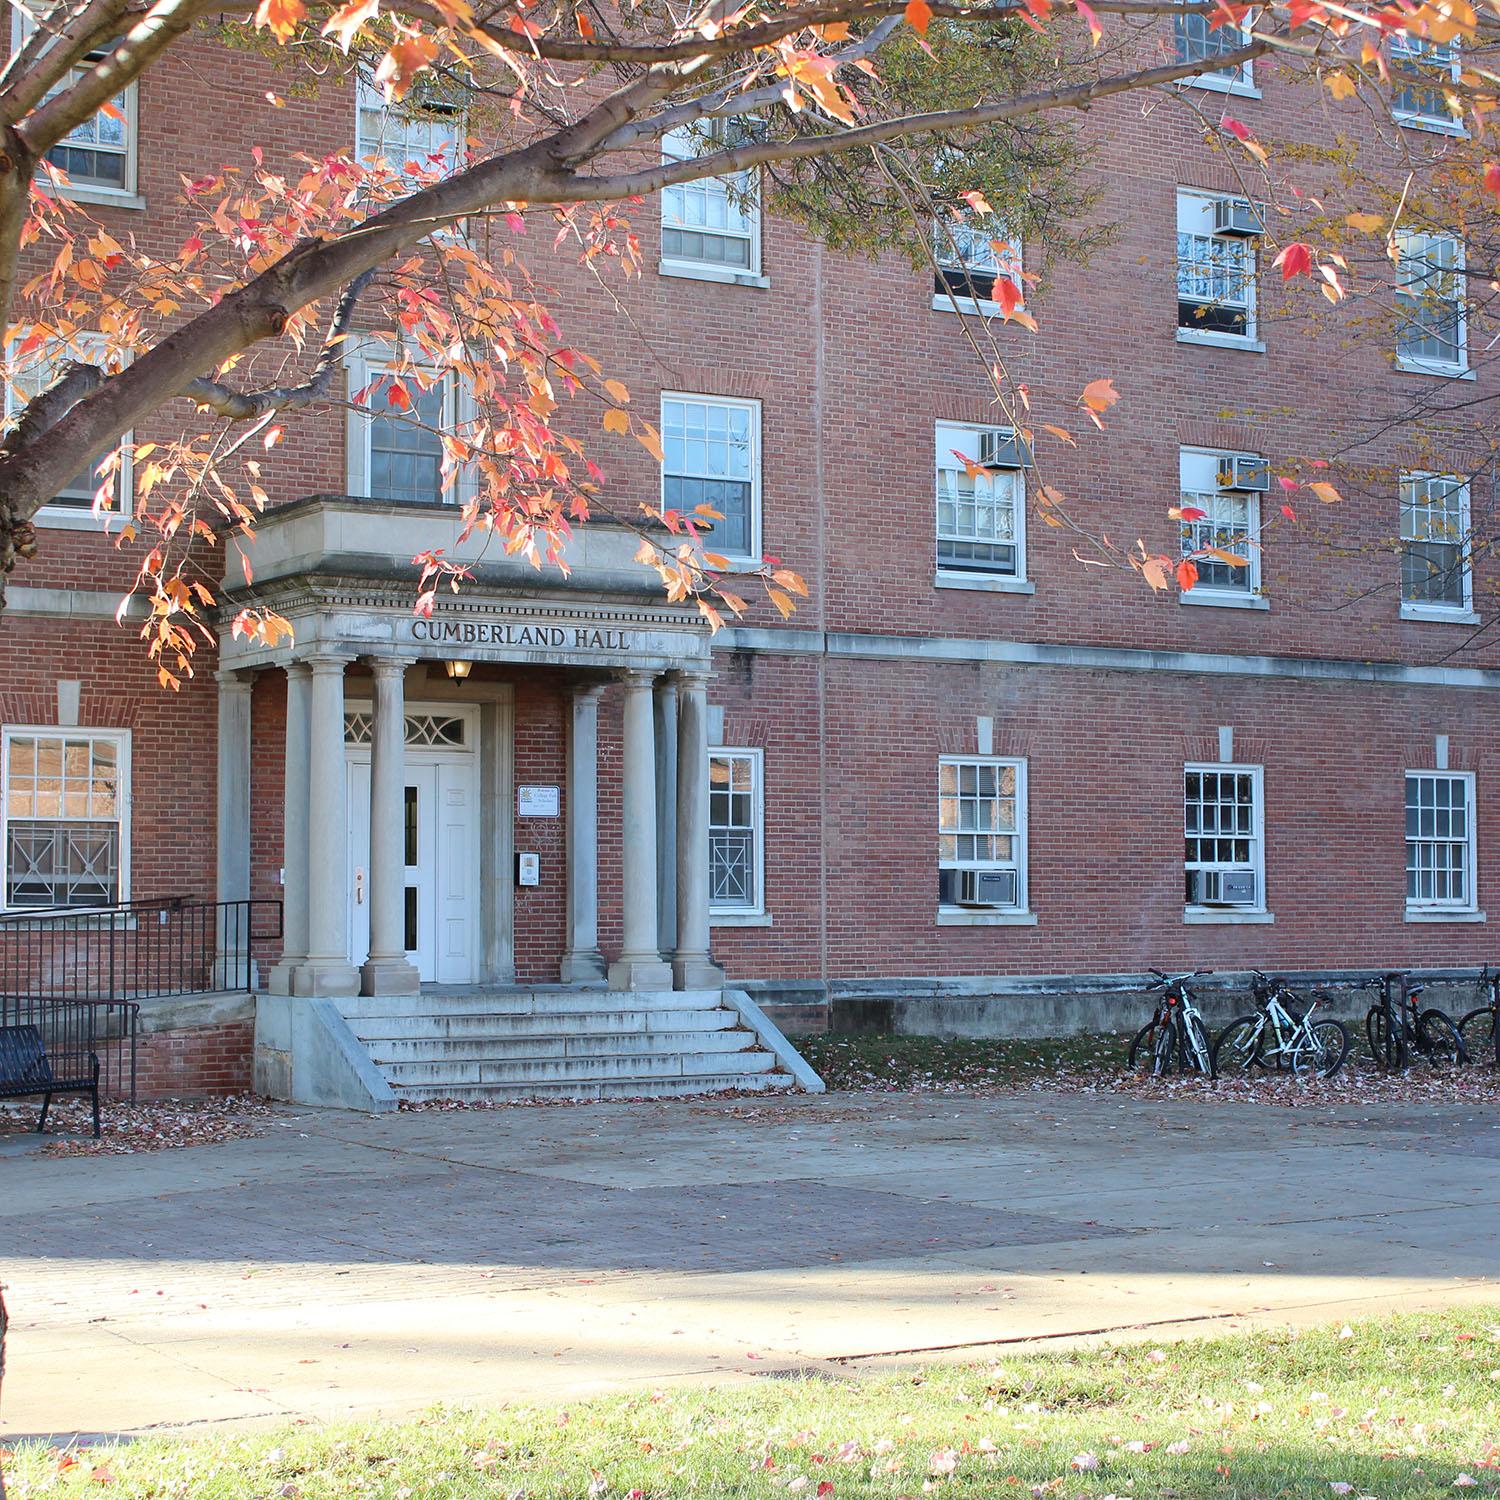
[1362,973,1465,1068]
[1212,971,1350,1078]
[1457,966,1500,1066]
[1127,970,1216,1078]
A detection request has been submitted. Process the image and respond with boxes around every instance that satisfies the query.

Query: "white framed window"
[11,15,138,205]
[1179,447,1264,605]
[660,393,760,563]
[345,345,464,505]
[1174,10,1256,93]
[1184,763,1265,914]
[709,748,763,918]
[932,215,1022,315]
[1395,231,1467,375]
[935,422,1026,585]
[660,124,762,285]
[938,757,1028,914]
[2,727,129,909]
[1391,34,1464,133]
[3,333,132,530]
[1177,189,1260,347]
[1405,770,1477,913]
[354,75,465,188]
[1399,471,1472,618]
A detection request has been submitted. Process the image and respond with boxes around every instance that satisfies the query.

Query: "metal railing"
[0,897,282,1103]
[0,896,283,1001]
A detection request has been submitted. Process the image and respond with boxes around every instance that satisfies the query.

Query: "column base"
[673,955,725,990]
[560,949,607,984]
[291,960,361,998]
[266,959,303,996]
[360,955,423,996]
[607,954,674,991]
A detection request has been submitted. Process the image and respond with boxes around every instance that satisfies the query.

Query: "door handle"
[354,866,366,905]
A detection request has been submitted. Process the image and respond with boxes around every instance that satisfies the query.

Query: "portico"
[214,497,727,996]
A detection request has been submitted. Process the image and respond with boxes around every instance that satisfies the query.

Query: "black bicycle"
[1457,966,1500,1066]
[1213,971,1350,1078]
[1362,974,1465,1068]
[1127,970,1216,1078]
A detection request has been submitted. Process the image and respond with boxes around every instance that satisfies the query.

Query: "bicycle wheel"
[1153,1016,1177,1076]
[1416,1009,1465,1067]
[1458,1006,1498,1064]
[1127,1021,1159,1073]
[1212,1016,1263,1076]
[1366,1005,1386,1063]
[1295,1018,1349,1078]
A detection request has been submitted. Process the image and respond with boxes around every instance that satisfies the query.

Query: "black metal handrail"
[0,896,283,1002]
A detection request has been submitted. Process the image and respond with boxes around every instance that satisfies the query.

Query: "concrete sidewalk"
[2,1089,1497,1440]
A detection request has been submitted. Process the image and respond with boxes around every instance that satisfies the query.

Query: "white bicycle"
[1212,972,1349,1078]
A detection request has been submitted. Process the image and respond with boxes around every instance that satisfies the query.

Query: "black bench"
[0,1023,101,1137]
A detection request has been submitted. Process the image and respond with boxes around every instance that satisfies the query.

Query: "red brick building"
[3,22,1495,1099]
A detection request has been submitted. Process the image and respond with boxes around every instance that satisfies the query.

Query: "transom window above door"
[344,712,468,747]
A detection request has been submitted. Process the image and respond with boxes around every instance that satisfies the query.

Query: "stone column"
[607,669,673,991]
[654,676,679,958]
[292,652,360,997]
[361,656,421,996]
[268,662,311,994]
[561,682,607,983]
[673,666,724,990]
[214,669,254,990]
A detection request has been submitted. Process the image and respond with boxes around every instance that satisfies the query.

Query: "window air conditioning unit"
[1189,869,1258,906]
[1217,454,1271,492]
[1212,198,1265,238]
[976,429,1031,470]
[953,868,1019,908]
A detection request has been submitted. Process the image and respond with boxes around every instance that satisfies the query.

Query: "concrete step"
[365,1029,758,1065]
[377,1049,780,1087]
[347,1008,738,1042]
[389,1070,797,1103]
[337,990,723,1021]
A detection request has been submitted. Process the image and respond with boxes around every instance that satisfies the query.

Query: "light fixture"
[445,659,473,682]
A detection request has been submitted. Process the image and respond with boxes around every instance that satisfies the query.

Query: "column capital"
[215,667,255,690]
[363,654,415,679]
[302,650,353,674]
[673,664,713,690]
[616,667,659,690]
[570,680,608,706]
[284,659,312,681]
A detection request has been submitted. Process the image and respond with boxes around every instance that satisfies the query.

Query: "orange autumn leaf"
[904,0,934,33]
[601,406,629,434]
[1080,377,1119,413]
[253,0,305,40]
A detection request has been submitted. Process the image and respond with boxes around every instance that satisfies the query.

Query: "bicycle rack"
[1380,971,1408,1069]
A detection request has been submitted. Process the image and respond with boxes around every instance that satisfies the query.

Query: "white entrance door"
[346,707,478,984]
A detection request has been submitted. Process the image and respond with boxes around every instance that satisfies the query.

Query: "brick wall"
[129,1020,254,1099]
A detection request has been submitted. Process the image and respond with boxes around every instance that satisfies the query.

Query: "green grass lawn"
[797,1032,1125,1091]
[8,1311,1499,1498]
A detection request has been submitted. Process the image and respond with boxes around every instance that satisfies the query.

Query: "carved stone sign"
[411,618,634,651]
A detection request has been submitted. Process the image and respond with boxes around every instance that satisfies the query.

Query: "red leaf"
[1176,558,1199,593]
[1274,242,1314,280]
[1221,115,1252,141]
[1485,162,1500,203]
[1178,505,1207,522]
[904,0,933,31]
[1280,503,1298,522]
[1277,475,1299,492]
[386,378,411,411]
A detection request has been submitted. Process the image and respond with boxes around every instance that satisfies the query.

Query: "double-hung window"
[660,124,761,283]
[932,215,1022,313]
[1177,189,1260,344]
[660,394,759,562]
[2,728,129,908]
[1174,10,1255,92]
[4,334,132,529]
[11,15,137,202]
[709,749,763,918]
[1184,764,1264,913]
[354,76,465,190]
[935,423,1026,584]
[938,757,1028,913]
[1395,231,1467,374]
[1405,771,1476,914]
[346,346,459,505]
[1390,33,1464,132]
[1399,472,1472,617]
[1178,448,1264,604]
